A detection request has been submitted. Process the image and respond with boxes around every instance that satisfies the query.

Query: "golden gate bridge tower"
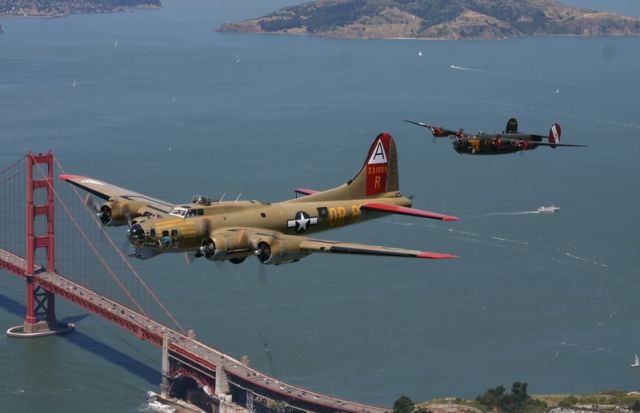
[7,151,74,337]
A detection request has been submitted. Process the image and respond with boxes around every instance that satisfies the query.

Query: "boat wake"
[450,65,490,73]
[481,210,541,216]
[491,236,529,245]
[564,252,608,268]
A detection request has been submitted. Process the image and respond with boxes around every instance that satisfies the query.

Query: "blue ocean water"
[1,0,640,411]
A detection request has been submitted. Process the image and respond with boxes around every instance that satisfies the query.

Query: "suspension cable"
[53,156,185,333]
[30,154,149,318]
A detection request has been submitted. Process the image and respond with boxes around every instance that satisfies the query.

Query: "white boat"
[537,205,559,213]
[631,354,640,368]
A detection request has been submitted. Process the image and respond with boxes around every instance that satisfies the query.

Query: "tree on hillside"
[394,396,415,413]
[476,382,545,413]
[476,385,506,410]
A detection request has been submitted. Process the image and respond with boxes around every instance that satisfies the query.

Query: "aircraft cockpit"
[169,206,205,218]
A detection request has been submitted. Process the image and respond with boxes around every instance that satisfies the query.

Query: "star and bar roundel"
[287,211,318,233]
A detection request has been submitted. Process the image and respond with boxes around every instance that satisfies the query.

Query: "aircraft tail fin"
[293,132,400,202]
[505,118,518,133]
[548,123,561,148]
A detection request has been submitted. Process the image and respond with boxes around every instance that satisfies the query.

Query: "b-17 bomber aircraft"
[405,118,587,155]
[61,133,458,266]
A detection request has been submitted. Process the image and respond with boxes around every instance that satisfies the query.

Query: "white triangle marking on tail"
[368,140,388,165]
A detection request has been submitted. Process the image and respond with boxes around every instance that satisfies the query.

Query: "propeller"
[83,194,100,213]
[214,260,225,273]
[253,241,271,282]
[255,242,271,263]
[83,194,112,225]
[257,263,266,283]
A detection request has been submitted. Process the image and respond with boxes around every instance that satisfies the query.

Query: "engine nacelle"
[255,238,310,265]
[99,201,128,226]
[98,200,145,226]
[199,231,252,262]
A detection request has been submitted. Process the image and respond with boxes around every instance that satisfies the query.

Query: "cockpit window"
[169,207,189,218]
[186,209,204,217]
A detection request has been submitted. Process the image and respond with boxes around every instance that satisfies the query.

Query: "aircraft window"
[186,209,204,218]
[169,207,189,218]
[171,229,178,237]
[162,230,169,237]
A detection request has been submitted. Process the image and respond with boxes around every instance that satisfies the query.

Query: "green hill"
[218,0,640,40]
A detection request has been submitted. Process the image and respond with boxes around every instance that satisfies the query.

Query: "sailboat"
[631,354,639,368]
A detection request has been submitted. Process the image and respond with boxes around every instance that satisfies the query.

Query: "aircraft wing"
[361,202,458,221]
[404,119,462,138]
[242,229,457,262]
[299,238,457,259]
[498,137,588,148]
[59,174,175,218]
[404,119,433,128]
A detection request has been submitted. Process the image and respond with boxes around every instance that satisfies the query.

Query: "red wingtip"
[361,202,459,221]
[59,174,87,181]
[417,252,458,259]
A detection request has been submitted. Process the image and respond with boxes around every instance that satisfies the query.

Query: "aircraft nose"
[128,223,145,246]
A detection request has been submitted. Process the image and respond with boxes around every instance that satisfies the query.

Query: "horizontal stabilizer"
[300,239,457,259]
[294,188,319,196]
[361,202,458,221]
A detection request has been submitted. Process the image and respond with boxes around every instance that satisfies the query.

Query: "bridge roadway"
[0,248,389,413]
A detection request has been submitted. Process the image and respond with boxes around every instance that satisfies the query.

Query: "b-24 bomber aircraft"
[61,133,458,266]
[404,118,587,155]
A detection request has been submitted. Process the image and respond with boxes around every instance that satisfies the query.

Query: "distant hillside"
[0,0,161,17]
[217,0,640,40]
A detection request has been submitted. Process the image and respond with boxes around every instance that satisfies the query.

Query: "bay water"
[1,0,640,410]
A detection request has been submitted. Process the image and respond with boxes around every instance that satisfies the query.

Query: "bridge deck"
[1,248,389,413]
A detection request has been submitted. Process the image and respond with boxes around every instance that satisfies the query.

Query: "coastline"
[0,3,161,18]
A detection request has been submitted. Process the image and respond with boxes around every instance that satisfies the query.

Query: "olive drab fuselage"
[134,193,411,252]
[452,133,544,155]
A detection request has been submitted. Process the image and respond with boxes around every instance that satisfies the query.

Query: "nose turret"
[128,223,146,246]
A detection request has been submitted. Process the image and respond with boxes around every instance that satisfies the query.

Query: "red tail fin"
[549,123,561,148]
[365,133,393,196]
